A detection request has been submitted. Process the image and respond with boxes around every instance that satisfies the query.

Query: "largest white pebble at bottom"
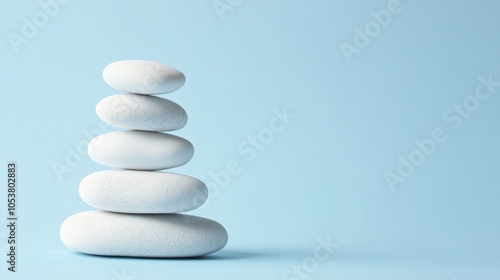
[60,211,228,257]
[102,60,186,95]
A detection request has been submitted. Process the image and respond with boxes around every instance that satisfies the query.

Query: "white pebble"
[96,93,187,131]
[88,130,194,170]
[102,60,186,95]
[60,211,228,257]
[80,170,207,213]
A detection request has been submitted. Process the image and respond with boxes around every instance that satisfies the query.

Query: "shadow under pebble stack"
[60,60,228,257]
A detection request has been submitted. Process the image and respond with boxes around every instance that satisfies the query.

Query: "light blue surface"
[1,0,500,279]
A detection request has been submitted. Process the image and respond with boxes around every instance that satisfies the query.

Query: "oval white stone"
[96,93,188,131]
[88,131,194,170]
[102,60,186,95]
[80,170,208,213]
[60,211,228,257]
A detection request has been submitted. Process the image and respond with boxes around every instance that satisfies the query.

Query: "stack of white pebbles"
[60,60,228,257]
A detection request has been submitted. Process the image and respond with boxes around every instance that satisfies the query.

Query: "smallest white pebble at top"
[102,60,186,95]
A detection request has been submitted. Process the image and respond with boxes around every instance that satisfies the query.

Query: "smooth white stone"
[80,170,208,213]
[102,60,186,95]
[88,130,194,170]
[96,93,188,131]
[60,211,228,257]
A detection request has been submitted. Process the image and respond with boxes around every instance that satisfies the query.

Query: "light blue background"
[1,0,500,279]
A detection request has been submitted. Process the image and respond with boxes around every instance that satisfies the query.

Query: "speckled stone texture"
[60,211,228,257]
[80,170,208,213]
[96,93,188,131]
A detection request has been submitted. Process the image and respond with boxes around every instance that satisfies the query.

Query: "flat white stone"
[102,60,186,95]
[80,170,208,213]
[96,93,188,131]
[60,211,228,257]
[88,130,194,170]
